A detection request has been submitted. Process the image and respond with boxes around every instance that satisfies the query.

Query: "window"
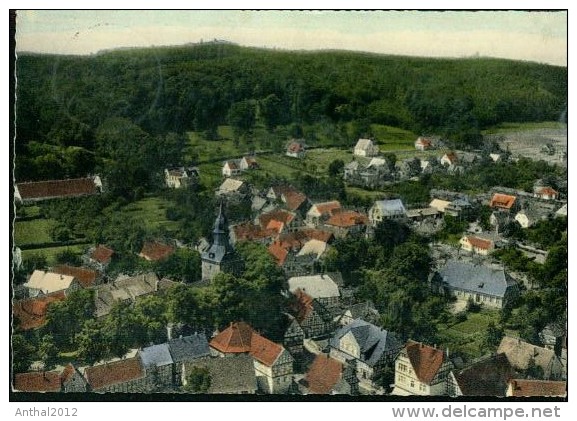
[410,380,415,388]
[398,363,408,373]
[419,383,426,392]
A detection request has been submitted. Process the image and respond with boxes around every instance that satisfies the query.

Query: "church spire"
[212,200,229,248]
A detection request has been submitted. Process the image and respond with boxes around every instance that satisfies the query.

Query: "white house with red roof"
[415,137,433,151]
[209,322,294,394]
[392,341,453,396]
[459,235,495,256]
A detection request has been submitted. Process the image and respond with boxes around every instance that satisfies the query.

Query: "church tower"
[201,201,239,281]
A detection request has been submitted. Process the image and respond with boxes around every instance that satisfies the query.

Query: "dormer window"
[209,253,215,259]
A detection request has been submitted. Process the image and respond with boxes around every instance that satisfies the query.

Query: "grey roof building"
[369,199,407,225]
[182,354,257,394]
[168,333,211,363]
[139,343,174,368]
[434,260,518,309]
[329,319,404,379]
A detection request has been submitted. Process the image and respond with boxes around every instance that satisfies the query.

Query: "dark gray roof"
[330,319,402,367]
[139,343,174,368]
[183,354,257,394]
[168,333,210,363]
[438,260,516,298]
[347,301,380,323]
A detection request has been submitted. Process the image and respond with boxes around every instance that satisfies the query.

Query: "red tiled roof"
[224,160,238,169]
[325,211,369,228]
[139,240,175,261]
[13,372,62,392]
[405,341,446,385]
[536,187,558,197]
[416,137,432,147]
[90,245,114,265]
[490,194,517,210]
[443,152,458,164]
[508,379,566,397]
[17,177,99,200]
[233,223,277,242]
[305,354,343,394]
[464,236,494,251]
[243,157,258,167]
[209,322,283,367]
[268,242,289,266]
[287,141,304,153]
[266,220,285,234]
[249,333,283,367]
[13,292,67,331]
[283,191,308,211]
[210,322,254,354]
[259,209,295,229]
[300,229,334,244]
[273,229,334,255]
[52,265,99,288]
[84,357,144,391]
[311,201,342,217]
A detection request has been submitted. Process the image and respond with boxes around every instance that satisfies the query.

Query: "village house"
[288,288,334,339]
[447,353,514,397]
[414,137,433,151]
[444,197,473,218]
[506,379,566,398]
[230,222,277,245]
[287,274,341,310]
[368,199,407,225]
[139,240,175,262]
[286,139,306,158]
[239,156,259,171]
[392,341,452,396]
[406,207,440,223]
[337,301,380,327]
[209,321,294,394]
[300,354,359,395]
[353,138,380,157]
[555,203,567,218]
[306,201,342,226]
[94,272,160,319]
[167,333,211,386]
[13,364,87,393]
[497,336,565,380]
[15,176,102,204]
[429,198,452,213]
[182,354,257,394]
[24,270,82,298]
[514,207,547,229]
[533,183,559,201]
[432,260,518,309]
[489,193,518,213]
[84,244,115,271]
[52,264,102,288]
[459,235,495,255]
[221,160,242,177]
[12,292,66,331]
[282,313,305,356]
[84,357,151,393]
[258,208,301,234]
[323,210,369,238]
[396,157,422,179]
[215,178,249,201]
[138,343,174,389]
[164,166,199,188]
[330,319,403,388]
[440,152,458,167]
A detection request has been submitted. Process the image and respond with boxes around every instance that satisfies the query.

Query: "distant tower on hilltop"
[201,201,241,281]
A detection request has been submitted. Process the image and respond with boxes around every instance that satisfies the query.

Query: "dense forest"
[15,42,567,182]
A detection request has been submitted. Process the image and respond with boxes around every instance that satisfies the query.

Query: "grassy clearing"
[482,121,565,135]
[437,308,500,360]
[14,219,55,245]
[123,197,178,232]
[21,244,89,265]
[305,148,354,173]
[371,124,417,145]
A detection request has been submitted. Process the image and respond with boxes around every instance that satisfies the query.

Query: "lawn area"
[187,129,246,162]
[345,186,386,201]
[437,308,501,360]
[21,244,89,265]
[371,124,417,145]
[122,197,179,232]
[482,121,565,135]
[14,218,55,246]
[305,148,354,173]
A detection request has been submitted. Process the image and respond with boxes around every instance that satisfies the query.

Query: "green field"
[123,197,179,232]
[482,121,565,135]
[21,244,89,265]
[436,309,501,360]
[14,218,55,245]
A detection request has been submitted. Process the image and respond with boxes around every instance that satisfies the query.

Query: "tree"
[154,248,202,283]
[227,100,256,140]
[482,322,504,352]
[184,367,211,393]
[12,334,35,373]
[55,249,82,266]
[44,289,95,348]
[328,159,345,177]
[38,335,59,370]
[76,319,107,365]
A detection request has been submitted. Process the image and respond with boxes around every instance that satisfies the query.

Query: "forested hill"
[15,42,566,182]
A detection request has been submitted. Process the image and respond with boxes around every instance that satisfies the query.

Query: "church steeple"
[212,200,230,248]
